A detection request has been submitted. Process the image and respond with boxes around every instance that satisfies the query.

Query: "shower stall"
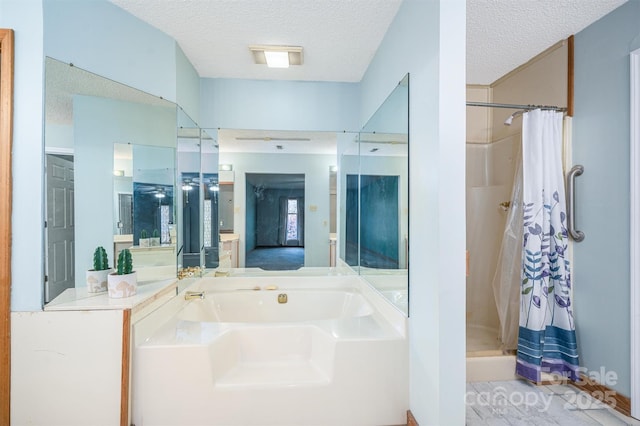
[466,133,520,355]
[465,99,570,381]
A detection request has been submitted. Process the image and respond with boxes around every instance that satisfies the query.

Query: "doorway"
[45,153,75,303]
[245,173,305,270]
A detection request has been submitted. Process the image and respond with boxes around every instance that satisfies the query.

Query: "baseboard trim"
[407,410,419,426]
[570,374,631,417]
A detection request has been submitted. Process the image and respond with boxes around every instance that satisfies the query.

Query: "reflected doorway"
[346,174,399,269]
[245,173,305,270]
[45,153,75,303]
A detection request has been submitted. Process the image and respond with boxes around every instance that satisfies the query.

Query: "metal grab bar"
[566,165,585,242]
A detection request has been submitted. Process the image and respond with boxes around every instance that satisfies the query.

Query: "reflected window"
[286,199,299,241]
[160,205,170,244]
[204,199,212,248]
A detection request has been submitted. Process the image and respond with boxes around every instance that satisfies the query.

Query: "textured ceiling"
[48,1,630,128]
[46,57,172,125]
[110,0,628,85]
[109,0,402,82]
[467,0,628,85]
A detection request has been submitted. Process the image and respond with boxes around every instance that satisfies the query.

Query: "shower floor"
[466,324,517,382]
[467,324,502,355]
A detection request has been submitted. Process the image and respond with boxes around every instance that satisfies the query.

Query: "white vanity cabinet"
[219,233,239,268]
[129,243,176,267]
[11,280,177,425]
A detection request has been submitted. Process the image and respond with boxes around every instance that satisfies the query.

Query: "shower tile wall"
[466,84,521,344]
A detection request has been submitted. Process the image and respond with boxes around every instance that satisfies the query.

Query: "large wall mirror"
[210,129,339,271]
[192,75,408,313]
[44,57,179,303]
[344,74,409,314]
[42,60,409,316]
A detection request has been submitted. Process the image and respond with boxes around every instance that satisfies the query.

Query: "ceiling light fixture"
[249,45,303,68]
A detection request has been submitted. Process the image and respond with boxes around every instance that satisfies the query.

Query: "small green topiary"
[140,229,148,239]
[152,229,159,238]
[92,246,109,271]
[117,248,133,275]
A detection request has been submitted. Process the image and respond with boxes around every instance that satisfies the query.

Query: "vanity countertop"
[45,278,178,313]
[114,234,133,242]
[129,244,176,252]
[220,233,239,242]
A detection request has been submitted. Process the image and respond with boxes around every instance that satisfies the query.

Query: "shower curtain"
[516,109,579,383]
[491,154,522,351]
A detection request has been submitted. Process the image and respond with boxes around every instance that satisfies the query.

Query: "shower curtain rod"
[466,101,567,112]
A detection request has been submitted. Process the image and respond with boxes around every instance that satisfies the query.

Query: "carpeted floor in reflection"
[246,246,304,270]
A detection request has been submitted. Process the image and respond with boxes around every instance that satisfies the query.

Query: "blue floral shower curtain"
[516,109,579,383]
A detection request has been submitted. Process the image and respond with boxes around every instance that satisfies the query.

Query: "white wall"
[11,310,124,425]
[360,1,466,424]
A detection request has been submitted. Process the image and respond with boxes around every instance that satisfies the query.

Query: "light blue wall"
[3,0,199,310]
[1,0,45,311]
[45,123,73,152]
[199,78,360,131]
[360,0,466,424]
[43,0,177,102]
[573,0,640,397]
[176,45,201,123]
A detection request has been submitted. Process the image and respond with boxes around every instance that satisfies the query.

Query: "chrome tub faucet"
[184,291,205,300]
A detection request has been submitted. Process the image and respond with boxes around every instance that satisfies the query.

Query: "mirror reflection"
[44,57,178,303]
[176,113,201,271]
[201,129,221,269]
[349,74,409,313]
[214,129,337,271]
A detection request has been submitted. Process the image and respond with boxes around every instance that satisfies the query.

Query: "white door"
[45,154,75,303]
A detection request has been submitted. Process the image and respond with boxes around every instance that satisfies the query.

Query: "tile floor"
[466,379,640,425]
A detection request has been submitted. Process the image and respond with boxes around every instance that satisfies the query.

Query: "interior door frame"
[630,47,640,420]
[0,28,15,426]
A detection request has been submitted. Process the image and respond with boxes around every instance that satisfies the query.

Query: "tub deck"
[132,275,408,426]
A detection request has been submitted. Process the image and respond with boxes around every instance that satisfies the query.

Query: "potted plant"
[139,229,150,247]
[151,228,161,246]
[107,248,137,298]
[86,246,111,293]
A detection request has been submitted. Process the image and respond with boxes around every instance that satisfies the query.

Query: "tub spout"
[185,291,205,301]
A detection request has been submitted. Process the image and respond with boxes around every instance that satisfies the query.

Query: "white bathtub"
[178,289,374,323]
[132,275,407,426]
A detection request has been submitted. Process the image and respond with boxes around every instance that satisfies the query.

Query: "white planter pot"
[139,238,150,248]
[150,237,160,247]
[85,269,111,293]
[107,271,137,298]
